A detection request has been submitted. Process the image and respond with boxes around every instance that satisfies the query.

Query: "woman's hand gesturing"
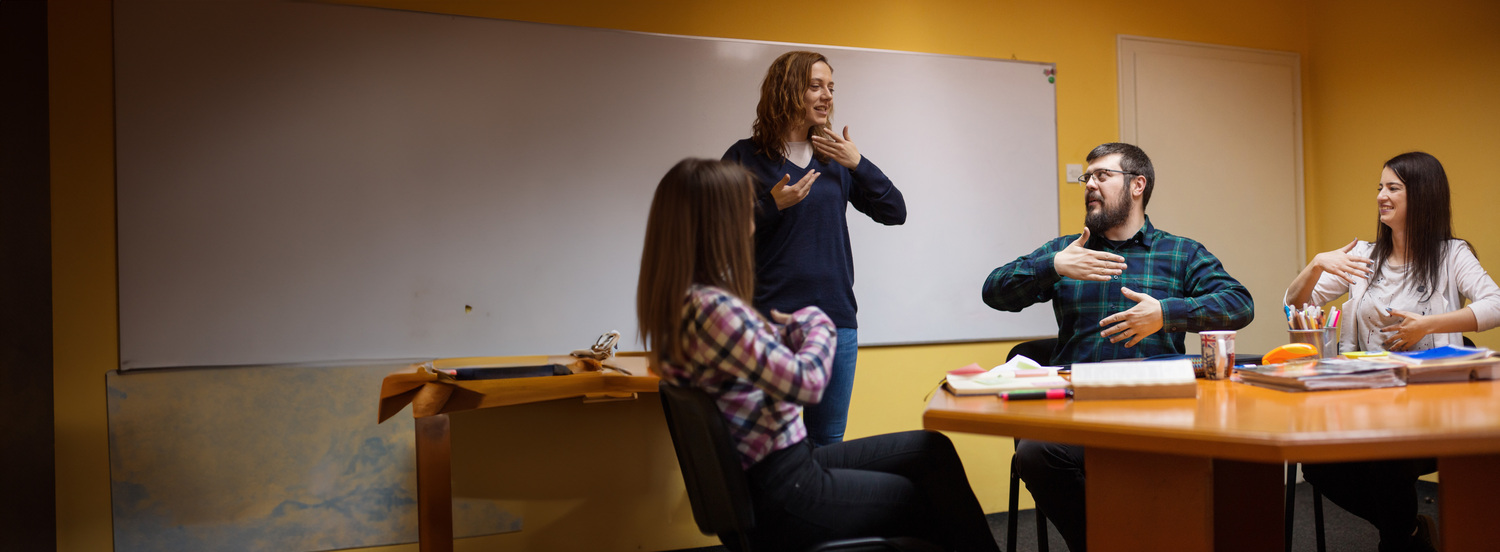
[1313,239,1374,285]
[811,126,862,169]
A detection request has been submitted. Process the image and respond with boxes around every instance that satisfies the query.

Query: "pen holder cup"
[1288,327,1339,359]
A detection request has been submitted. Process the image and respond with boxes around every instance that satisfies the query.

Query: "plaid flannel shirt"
[982,217,1254,365]
[656,285,837,468]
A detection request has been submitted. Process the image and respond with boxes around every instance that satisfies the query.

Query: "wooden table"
[378,354,659,552]
[923,379,1500,551]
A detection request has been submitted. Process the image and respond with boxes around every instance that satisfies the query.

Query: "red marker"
[1000,388,1072,401]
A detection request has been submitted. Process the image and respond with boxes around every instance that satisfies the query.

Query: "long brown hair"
[750,51,833,161]
[1372,151,1472,301]
[636,159,758,364]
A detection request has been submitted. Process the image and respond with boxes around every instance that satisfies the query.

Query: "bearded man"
[980,142,1254,552]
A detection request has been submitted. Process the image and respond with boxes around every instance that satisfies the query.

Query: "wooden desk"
[924,379,1500,551]
[378,355,659,552]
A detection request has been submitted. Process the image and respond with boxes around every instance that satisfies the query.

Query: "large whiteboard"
[114,1,1059,369]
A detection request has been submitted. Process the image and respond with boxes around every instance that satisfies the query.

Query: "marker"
[1000,388,1072,401]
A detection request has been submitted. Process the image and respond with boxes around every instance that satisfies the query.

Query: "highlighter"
[1000,388,1072,401]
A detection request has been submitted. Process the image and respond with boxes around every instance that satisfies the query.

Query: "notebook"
[1069,359,1196,400]
[944,356,1070,396]
[1387,345,1494,365]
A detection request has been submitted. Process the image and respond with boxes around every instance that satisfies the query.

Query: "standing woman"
[638,159,997,552]
[1283,151,1500,551]
[723,51,906,445]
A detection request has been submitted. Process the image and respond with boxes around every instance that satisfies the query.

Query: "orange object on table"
[1261,343,1320,365]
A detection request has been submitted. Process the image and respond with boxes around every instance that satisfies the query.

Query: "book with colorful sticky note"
[944,355,1070,396]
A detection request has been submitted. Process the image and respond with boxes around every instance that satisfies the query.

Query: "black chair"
[1285,464,1326,552]
[1003,338,1057,552]
[658,382,941,552]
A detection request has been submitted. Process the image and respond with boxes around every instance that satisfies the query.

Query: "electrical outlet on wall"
[1065,163,1083,184]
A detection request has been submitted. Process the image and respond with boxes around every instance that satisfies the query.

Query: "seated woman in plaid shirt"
[637,158,1000,552]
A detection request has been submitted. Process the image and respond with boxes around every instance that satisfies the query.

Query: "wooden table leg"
[416,414,453,552]
[1213,459,1284,552]
[1438,454,1500,552]
[1088,448,1214,551]
[1086,449,1281,552]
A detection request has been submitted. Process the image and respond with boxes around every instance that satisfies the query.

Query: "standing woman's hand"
[811,126,862,169]
[770,171,819,210]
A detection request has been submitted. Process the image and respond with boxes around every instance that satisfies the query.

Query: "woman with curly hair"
[722,51,906,446]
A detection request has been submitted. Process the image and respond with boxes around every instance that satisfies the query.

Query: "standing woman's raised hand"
[811,126,862,169]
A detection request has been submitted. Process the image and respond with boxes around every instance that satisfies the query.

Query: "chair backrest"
[1006,337,1058,366]
[658,382,757,541]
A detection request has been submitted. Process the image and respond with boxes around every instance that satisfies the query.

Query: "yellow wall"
[1306,0,1500,349]
[48,0,1495,550]
[50,1,118,550]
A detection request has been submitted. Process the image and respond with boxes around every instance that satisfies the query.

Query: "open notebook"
[944,355,1070,396]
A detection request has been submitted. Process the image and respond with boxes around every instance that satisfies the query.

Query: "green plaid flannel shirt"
[982,217,1255,365]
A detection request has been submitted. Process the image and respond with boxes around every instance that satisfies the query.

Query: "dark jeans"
[1013,439,1087,552]
[746,430,1000,552]
[1302,458,1438,552]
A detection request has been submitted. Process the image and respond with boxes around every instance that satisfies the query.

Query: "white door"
[1119,36,1304,356]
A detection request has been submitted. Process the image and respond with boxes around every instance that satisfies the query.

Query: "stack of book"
[1387,345,1499,383]
[1237,358,1405,392]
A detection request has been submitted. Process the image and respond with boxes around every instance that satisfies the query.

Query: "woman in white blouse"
[1285,151,1500,353]
[1283,151,1499,552]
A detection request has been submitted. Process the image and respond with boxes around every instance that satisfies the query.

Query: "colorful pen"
[999,388,1072,401]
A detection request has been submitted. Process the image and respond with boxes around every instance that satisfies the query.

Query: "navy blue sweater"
[722,139,906,329]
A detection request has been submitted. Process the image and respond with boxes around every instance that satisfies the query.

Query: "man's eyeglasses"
[1076,168,1138,184]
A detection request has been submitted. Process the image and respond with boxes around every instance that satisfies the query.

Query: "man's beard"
[1084,191,1132,237]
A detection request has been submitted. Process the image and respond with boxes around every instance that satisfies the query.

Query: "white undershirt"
[784,141,813,169]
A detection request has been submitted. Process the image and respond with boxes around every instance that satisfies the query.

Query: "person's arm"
[982,239,1066,313]
[845,156,905,225]
[1381,243,1500,349]
[687,291,836,405]
[1451,242,1500,332]
[812,126,905,225]
[1286,239,1370,307]
[723,144,804,232]
[1158,242,1256,333]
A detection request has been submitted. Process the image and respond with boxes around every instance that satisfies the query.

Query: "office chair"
[1285,463,1326,552]
[658,382,943,552]
[1003,338,1057,552]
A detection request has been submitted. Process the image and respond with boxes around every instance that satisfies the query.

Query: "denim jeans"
[804,327,857,446]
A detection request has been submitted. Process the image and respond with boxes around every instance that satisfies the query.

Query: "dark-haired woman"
[722,51,906,446]
[638,158,995,552]
[1284,151,1499,552]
